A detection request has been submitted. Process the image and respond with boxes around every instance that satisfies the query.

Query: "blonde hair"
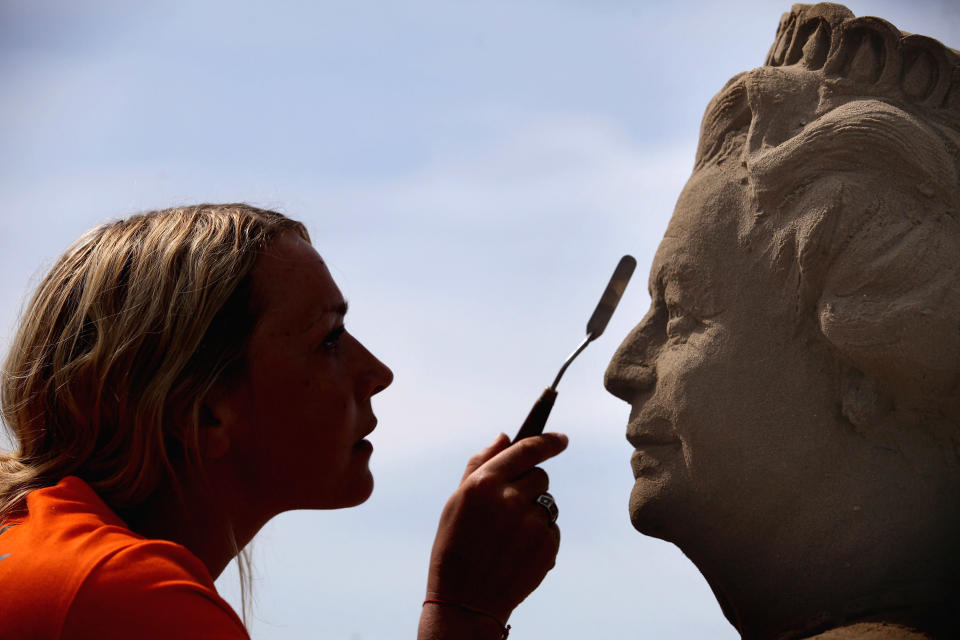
[1,203,308,620]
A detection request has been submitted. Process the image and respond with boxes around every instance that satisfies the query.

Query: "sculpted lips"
[627,417,680,448]
[628,417,681,476]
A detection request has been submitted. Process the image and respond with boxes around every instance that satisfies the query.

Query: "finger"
[536,518,561,548]
[479,433,568,480]
[529,492,559,528]
[519,513,561,561]
[544,523,561,558]
[461,432,510,482]
[511,467,549,499]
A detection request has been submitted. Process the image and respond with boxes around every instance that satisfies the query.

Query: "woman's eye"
[321,326,346,350]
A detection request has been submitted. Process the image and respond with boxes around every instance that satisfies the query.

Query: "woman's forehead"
[251,235,345,330]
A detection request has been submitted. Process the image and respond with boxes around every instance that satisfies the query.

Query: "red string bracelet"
[422,598,511,639]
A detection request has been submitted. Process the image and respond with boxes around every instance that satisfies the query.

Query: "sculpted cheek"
[654,328,727,434]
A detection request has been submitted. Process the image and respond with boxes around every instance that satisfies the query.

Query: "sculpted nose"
[604,312,659,403]
[604,354,656,402]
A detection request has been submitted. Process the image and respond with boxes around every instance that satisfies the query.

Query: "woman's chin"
[335,468,375,509]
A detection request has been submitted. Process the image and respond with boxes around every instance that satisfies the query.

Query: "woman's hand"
[418,432,568,639]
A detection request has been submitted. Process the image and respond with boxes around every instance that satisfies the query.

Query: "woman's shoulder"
[0,476,138,628]
[62,537,248,639]
[0,476,157,586]
[0,476,248,639]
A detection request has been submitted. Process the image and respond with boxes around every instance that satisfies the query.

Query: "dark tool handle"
[512,387,559,443]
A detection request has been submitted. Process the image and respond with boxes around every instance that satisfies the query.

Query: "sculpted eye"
[665,306,698,341]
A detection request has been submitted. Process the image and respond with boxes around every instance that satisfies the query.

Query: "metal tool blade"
[586,255,637,340]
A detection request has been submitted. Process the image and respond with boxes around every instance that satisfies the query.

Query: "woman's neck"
[118,474,261,579]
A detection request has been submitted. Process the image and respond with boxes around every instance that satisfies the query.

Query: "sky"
[1,1,957,638]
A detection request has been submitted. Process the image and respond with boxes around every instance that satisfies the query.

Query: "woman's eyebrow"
[327,300,348,316]
[303,300,349,332]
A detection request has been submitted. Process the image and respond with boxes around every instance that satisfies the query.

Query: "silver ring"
[534,492,558,525]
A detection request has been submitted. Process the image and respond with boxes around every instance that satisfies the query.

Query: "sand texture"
[604,3,960,638]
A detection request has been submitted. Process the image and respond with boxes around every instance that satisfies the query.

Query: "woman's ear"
[199,386,236,461]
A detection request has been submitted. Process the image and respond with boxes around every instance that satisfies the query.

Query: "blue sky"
[2,1,957,638]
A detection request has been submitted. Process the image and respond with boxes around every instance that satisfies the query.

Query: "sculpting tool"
[512,255,637,443]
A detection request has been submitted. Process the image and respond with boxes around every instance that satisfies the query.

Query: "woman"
[0,204,566,639]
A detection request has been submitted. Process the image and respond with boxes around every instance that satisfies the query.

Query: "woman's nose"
[369,354,393,396]
[354,337,394,397]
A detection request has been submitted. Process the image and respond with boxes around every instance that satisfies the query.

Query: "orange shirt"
[0,476,249,639]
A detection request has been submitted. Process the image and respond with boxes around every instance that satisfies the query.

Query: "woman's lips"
[356,418,378,444]
[353,439,373,454]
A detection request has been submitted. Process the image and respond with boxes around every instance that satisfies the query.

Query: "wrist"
[419,598,510,640]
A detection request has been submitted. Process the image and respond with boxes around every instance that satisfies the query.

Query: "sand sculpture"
[603,4,959,638]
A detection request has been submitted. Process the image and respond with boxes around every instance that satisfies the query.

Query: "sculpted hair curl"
[0,204,308,522]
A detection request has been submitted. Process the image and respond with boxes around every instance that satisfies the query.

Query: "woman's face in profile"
[214,233,393,516]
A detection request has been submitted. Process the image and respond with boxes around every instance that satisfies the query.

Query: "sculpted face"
[604,158,844,544]
[605,3,960,635]
[605,48,960,556]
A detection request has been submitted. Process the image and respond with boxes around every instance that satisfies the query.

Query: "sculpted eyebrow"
[650,262,677,297]
[651,260,691,289]
[653,262,709,300]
